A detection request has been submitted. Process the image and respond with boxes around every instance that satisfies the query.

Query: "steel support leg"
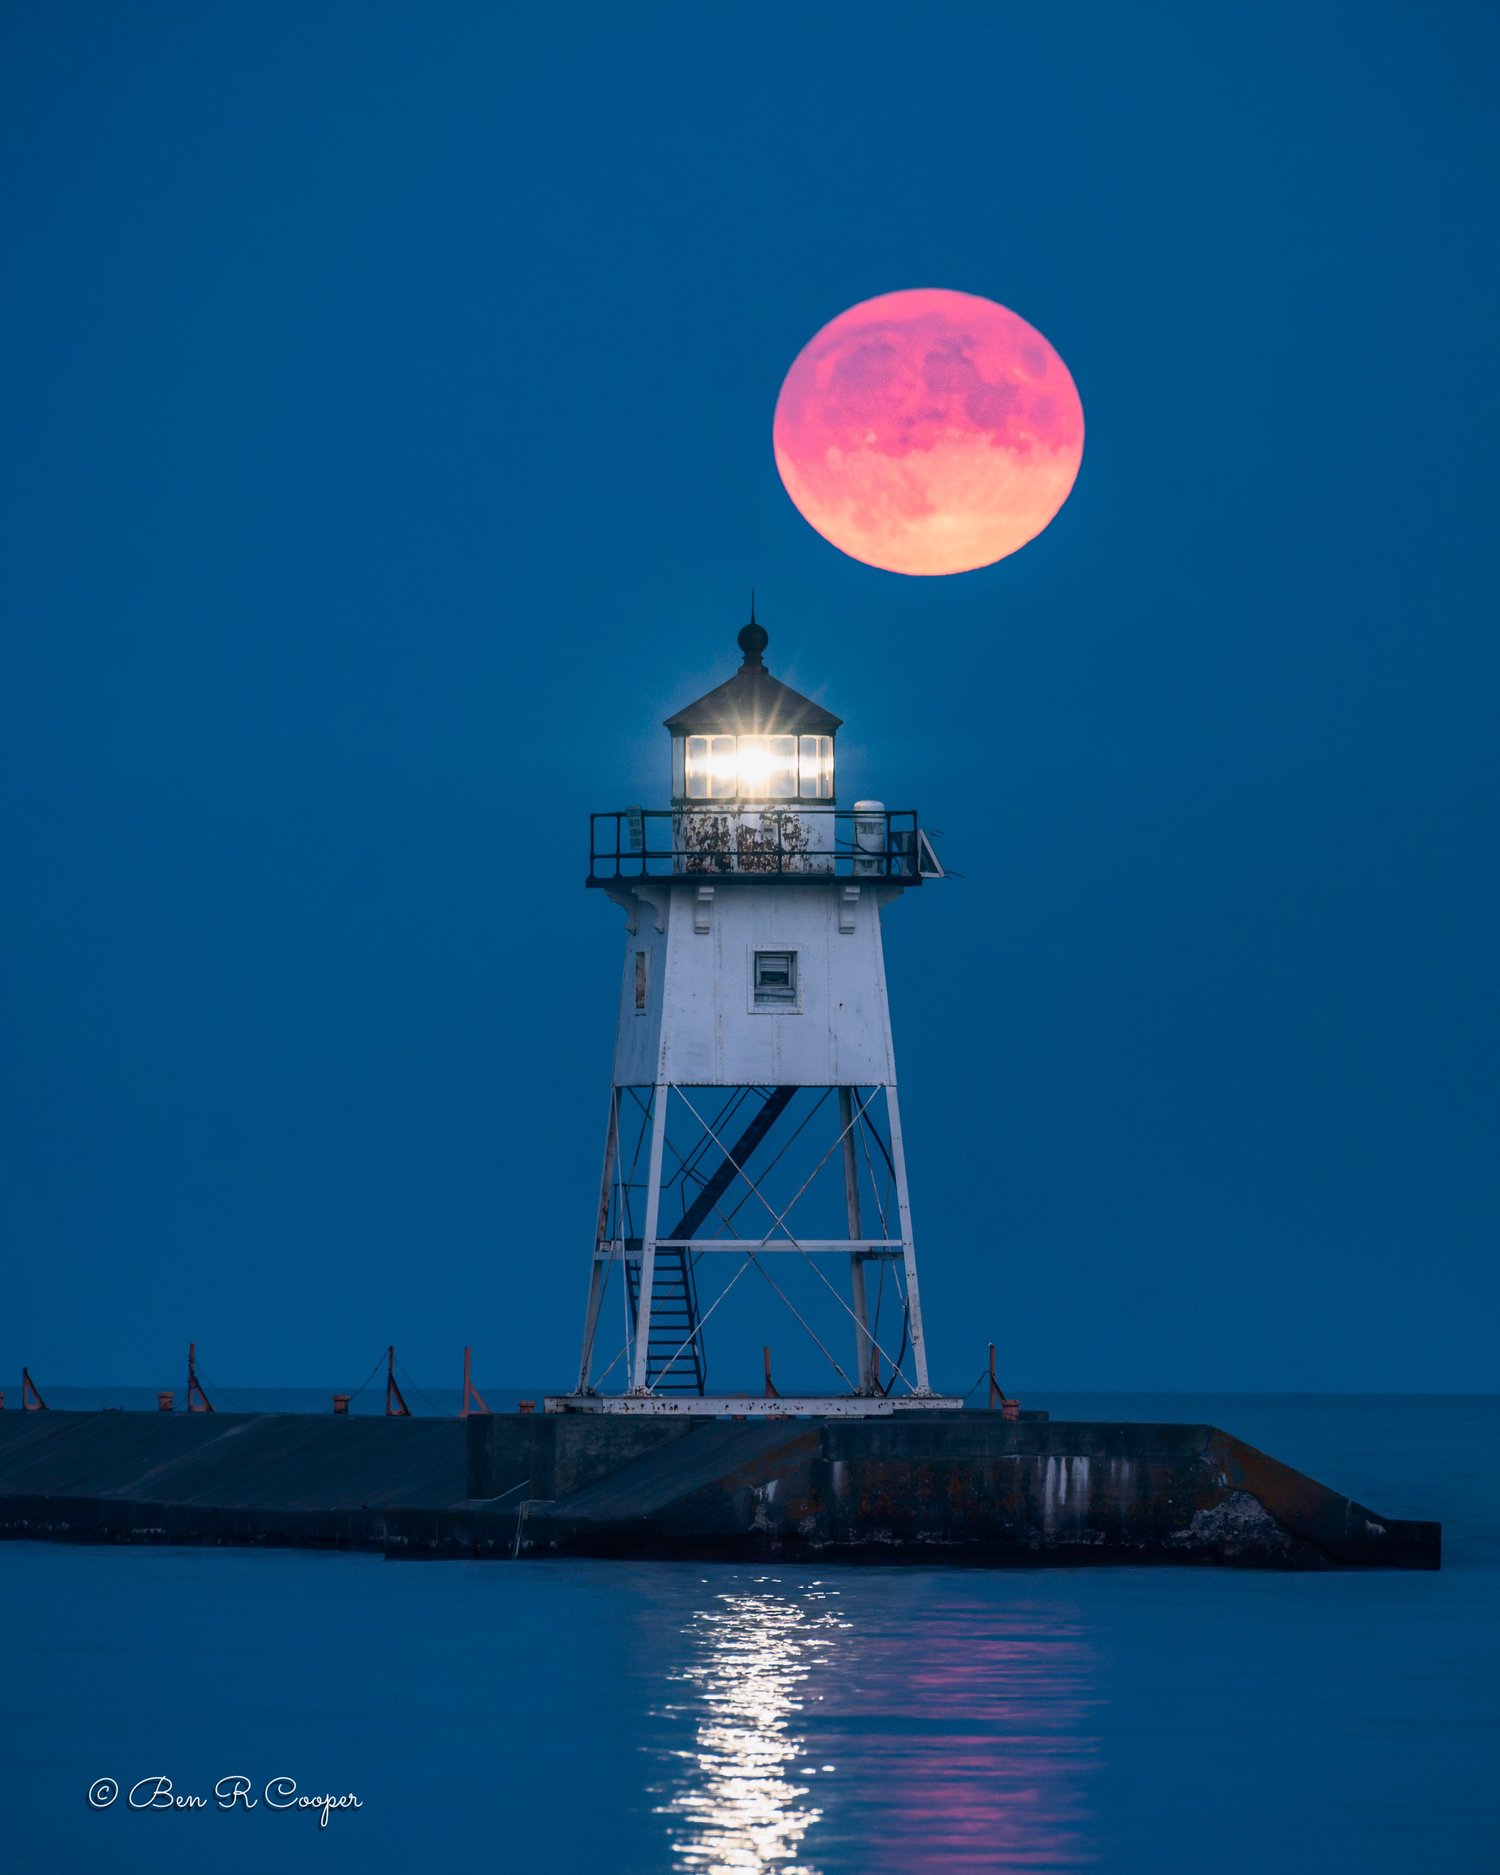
[575,1089,620,1393]
[884,1083,931,1393]
[839,1086,874,1391]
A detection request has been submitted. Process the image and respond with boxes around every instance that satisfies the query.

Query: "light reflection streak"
[652,1577,1097,1875]
[658,1581,842,1874]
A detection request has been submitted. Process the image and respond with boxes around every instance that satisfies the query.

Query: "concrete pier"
[0,1408,1439,1567]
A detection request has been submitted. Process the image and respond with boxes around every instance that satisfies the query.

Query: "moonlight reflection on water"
[653,1576,1096,1875]
[659,1584,836,1874]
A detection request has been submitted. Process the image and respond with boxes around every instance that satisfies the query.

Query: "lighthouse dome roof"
[663,618,843,736]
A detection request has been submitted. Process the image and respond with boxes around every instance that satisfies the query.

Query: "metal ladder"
[626,1248,707,1393]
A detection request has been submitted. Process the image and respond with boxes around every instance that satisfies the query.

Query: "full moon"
[773,287,1084,576]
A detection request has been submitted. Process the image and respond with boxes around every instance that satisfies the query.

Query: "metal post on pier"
[460,1346,490,1417]
[385,1346,411,1417]
[186,1342,214,1412]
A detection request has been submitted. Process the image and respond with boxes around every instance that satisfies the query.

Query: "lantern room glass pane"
[768,735,797,797]
[799,735,833,799]
[736,734,796,798]
[736,736,766,794]
[685,734,736,800]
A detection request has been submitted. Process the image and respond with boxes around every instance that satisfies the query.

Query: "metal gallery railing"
[586,805,938,883]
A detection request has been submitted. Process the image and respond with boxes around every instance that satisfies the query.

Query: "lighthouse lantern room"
[549,609,956,1416]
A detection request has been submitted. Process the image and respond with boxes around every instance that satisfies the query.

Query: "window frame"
[751,948,799,1011]
[798,734,834,800]
[684,733,737,800]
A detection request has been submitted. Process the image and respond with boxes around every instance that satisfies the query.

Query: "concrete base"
[0,1409,1441,1569]
[479,1411,1441,1568]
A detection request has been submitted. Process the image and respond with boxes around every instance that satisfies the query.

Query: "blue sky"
[2,2,1496,1393]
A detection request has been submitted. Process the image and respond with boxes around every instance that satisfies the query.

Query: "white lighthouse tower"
[550,610,958,1416]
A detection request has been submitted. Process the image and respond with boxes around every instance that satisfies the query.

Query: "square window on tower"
[753,950,798,1007]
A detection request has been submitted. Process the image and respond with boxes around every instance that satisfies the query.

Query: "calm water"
[2,1394,1495,1874]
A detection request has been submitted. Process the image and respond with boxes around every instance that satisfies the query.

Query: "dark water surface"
[3,1394,1495,1873]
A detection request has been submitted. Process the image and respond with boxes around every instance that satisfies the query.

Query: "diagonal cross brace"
[667,1085,796,1244]
[625,1085,798,1395]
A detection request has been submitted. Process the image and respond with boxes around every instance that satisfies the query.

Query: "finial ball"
[738,621,769,664]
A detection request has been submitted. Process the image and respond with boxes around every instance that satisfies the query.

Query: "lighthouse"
[552,610,960,1416]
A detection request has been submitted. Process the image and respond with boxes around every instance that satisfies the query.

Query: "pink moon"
[773,287,1084,577]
